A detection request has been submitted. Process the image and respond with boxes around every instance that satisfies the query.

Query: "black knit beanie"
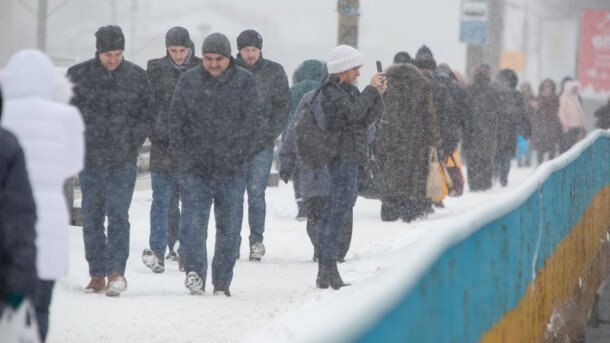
[415,45,437,70]
[237,29,263,51]
[165,26,192,48]
[95,25,125,54]
[201,33,231,58]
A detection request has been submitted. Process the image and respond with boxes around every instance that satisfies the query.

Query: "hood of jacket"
[293,59,324,84]
[1,49,57,102]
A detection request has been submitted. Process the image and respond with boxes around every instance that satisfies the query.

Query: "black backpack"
[294,86,337,169]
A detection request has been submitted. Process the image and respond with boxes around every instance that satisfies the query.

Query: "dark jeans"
[245,148,274,245]
[465,152,494,192]
[306,196,353,260]
[293,168,303,212]
[561,128,584,153]
[149,172,180,255]
[34,279,55,342]
[80,162,137,276]
[180,171,246,287]
[317,161,358,263]
[495,154,511,187]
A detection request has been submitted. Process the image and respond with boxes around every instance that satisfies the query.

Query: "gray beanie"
[201,33,231,58]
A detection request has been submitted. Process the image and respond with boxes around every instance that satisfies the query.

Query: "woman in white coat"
[1,49,84,341]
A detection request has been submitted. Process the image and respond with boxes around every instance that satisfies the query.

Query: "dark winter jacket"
[420,69,453,159]
[280,89,330,201]
[374,63,434,199]
[463,73,501,160]
[286,60,325,131]
[495,77,531,159]
[236,53,290,152]
[531,94,561,153]
[146,52,201,173]
[435,65,468,158]
[595,101,610,130]
[321,75,383,166]
[169,59,265,179]
[0,128,37,302]
[67,57,154,169]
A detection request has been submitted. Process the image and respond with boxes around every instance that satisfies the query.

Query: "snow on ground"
[48,163,535,343]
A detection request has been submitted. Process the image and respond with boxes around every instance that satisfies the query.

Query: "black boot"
[324,261,350,290]
[316,261,329,289]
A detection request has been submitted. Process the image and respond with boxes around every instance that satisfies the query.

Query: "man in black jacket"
[0,86,38,316]
[67,25,154,296]
[235,29,291,262]
[169,32,264,296]
[142,27,201,274]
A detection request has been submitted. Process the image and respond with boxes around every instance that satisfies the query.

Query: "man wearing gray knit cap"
[168,32,265,296]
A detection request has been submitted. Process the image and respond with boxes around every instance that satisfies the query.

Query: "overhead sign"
[578,10,610,95]
[460,1,488,45]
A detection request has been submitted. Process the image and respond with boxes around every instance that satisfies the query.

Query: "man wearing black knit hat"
[235,29,290,262]
[67,25,154,297]
[169,32,265,296]
[142,26,201,275]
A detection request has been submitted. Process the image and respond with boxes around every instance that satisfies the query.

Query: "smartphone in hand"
[376,61,383,73]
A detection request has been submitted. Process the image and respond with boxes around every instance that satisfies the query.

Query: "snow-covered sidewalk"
[48,165,535,343]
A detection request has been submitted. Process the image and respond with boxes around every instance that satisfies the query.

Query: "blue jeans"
[34,279,55,341]
[317,161,358,263]
[80,162,137,276]
[149,172,180,255]
[180,171,246,287]
[245,148,274,245]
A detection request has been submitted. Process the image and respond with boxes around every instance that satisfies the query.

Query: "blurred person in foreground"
[1,49,84,340]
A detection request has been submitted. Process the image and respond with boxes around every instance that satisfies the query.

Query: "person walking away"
[169,32,264,296]
[531,79,562,165]
[317,45,386,289]
[493,69,530,187]
[67,25,154,296]
[594,96,610,130]
[375,63,435,223]
[234,30,290,261]
[0,86,38,340]
[142,26,201,274]
[284,59,325,221]
[2,50,85,341]
[463,64,501,191]
[558,80,586,152]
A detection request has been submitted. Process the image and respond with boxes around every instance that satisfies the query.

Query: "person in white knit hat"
[315,45,386,290]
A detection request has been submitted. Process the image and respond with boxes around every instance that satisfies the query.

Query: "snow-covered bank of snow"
[48,165,535,343]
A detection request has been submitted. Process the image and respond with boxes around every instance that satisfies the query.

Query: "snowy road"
[48,165,535,343]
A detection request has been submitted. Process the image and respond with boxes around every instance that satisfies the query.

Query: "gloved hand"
[279,168,292,184]
[7,291,25,309]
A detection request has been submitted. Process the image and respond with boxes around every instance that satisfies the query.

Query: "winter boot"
[142,249,165,273]
[324,261,350,290]
[381,199,401,222]
[316,261,329,289]
[105,273,127,297]
[296,206,307,221]
[249,242,266,261]
[84,277,106,293]
[185,272,204,295]
[213,285,231,297]
[178,255,185,272]
[166,250,178,261]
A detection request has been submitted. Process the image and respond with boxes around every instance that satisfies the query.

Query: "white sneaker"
[142,249,164,273]
[185,272,204,295]
[249,242,266,261]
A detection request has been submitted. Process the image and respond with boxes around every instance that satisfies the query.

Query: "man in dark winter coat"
[67,25,154,296]
[463,64,501,191]
[169,32,264,296]
[494,69,531,186]
[235,29,291,262]
[315,45,385,290]
[0,86,38,315]
[284,59,325,221]
[142,27,201,274]
[375,63,437,222]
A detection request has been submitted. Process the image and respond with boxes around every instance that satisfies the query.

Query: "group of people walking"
[0,22,600,342]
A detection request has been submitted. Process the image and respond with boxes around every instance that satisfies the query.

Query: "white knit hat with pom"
[326,45,365,74]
